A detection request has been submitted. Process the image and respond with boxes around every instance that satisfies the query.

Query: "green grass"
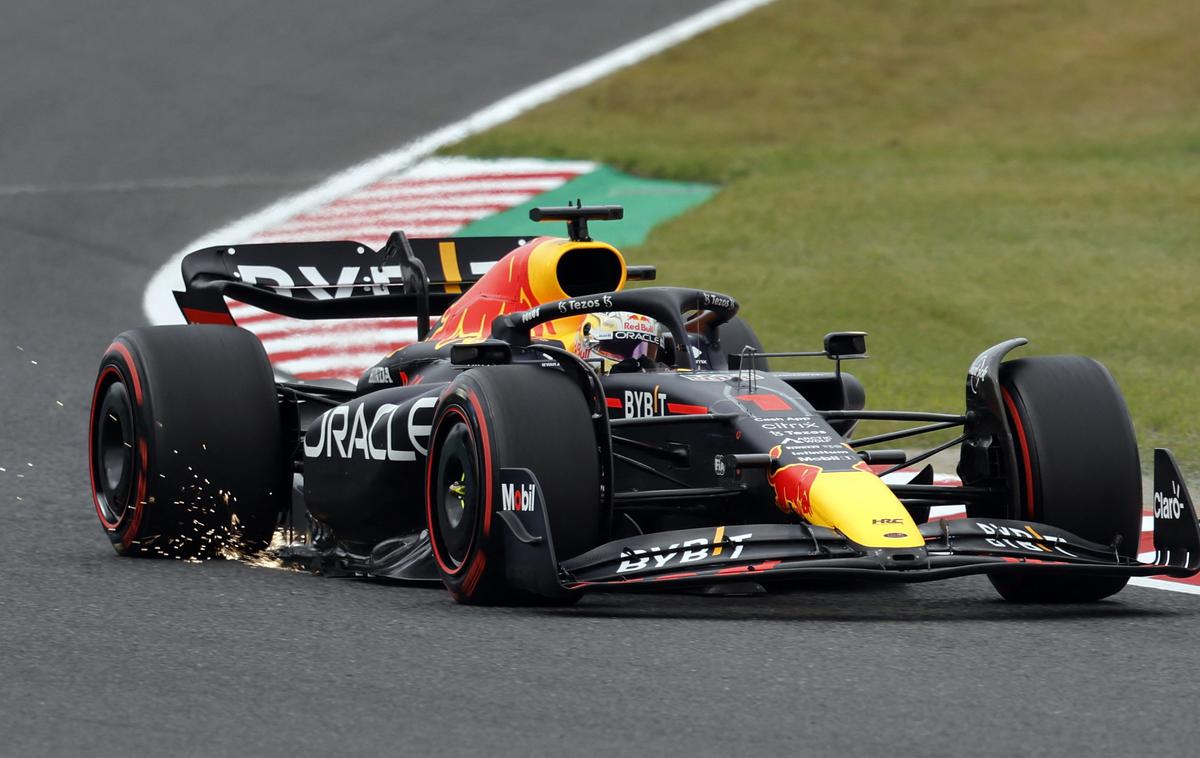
[448,0,1200,474]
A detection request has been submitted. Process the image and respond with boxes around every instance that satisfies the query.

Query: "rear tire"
[989,356,1141,602]
[88,326,288,557]
[425,365,605,604]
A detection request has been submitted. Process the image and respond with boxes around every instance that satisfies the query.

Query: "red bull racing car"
[89,205,1200,603]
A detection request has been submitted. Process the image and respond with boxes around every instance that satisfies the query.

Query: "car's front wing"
[550,517,1194,590]
[498,448,1200,595]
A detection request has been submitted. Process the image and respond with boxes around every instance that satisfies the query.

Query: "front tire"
[989,356,1142,602]
[88,326,288,557]
[425,365,606,604]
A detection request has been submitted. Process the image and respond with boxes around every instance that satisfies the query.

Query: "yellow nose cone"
[807,470,924,548]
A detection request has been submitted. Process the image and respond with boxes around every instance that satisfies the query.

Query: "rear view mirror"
[451,340,512,366]
[824,331,867,359]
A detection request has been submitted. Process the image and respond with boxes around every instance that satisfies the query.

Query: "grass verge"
[448,0,1200,474]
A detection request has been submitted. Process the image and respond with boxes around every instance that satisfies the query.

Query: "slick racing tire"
[88,326,288,557]
[989,356,1142,602]
[425,365,605,605]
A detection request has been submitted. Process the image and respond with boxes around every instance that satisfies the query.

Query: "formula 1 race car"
[89,204,1200,603]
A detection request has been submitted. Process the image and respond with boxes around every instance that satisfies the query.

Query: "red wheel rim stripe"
[89,357,149,544]
[465,390,493,538]
[426,404,478,577]
[461,552,488,597]
[123,440,149,548]
[89,365,124,529]
[1001,387,1036,520]
[108,341,143,404]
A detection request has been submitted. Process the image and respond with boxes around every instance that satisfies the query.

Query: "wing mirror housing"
[451,340,512,366]
[824,331,868,359]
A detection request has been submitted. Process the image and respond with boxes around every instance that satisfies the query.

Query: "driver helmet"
[573,311,665,367]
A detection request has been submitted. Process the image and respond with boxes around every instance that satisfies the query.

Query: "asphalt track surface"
[3,3,1200,756]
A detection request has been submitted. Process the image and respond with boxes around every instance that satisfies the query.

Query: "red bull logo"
[766,445,821,517]
[620,313,657,335]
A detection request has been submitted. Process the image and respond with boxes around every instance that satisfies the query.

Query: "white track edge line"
[143,0,778,325]
[1129,577,1200,596]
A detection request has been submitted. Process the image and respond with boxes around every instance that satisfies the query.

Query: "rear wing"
[173,232,529,339]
